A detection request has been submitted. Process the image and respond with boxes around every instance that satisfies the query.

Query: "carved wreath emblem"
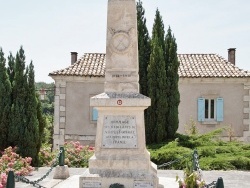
[109,28,135,54]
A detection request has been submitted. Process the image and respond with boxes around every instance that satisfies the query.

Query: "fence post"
[6,171,15,188]
[216,177,224,188]
[192,149,198,171]
[59,146,65,166]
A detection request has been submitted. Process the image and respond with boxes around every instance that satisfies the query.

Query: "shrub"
[0,146,34,187]
[0,146,34,176]
[0,173,7,188]
[148,129,250,171]
[38,141,94,168]
[64,141,94,167]
[38,144,56,167]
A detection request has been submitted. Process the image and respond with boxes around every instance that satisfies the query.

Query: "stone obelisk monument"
[80,0,163,187]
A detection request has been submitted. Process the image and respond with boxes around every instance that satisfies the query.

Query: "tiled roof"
[49,53,105,77]
[178,54,250,78]
[49,53,250,78]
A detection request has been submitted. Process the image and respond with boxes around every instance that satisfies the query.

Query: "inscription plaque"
[82,181,101,188]
[134,181,153,188]
[102,115,137,148]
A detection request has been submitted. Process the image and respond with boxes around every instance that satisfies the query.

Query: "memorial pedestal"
[80,93,163,188]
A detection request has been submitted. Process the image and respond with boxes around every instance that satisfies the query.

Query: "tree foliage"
[0,48,12,151]
[137,7,180,143]
[165,27,180,139]
[0,46,45,166]
[137,0,151,96]
[147,36,167,144]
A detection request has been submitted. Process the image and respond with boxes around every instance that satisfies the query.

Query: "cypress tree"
[36,92,47,166]
[8,47,28,148]
[18,62,40,166]
[7,53,15,87]
[0,48,12,150]
[147,36,167,144]
[137,0,151,96]
[165,27,180,139]
[152,9,165,52]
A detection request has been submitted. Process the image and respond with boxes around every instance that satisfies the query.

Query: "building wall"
[52,76,250,149]
[52,76,104,149]
[178,78,250,140]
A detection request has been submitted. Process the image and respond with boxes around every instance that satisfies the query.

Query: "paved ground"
[15,167,250,188]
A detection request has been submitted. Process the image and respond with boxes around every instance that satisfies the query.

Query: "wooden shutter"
[216,98,224,122]
[92,108,98,121]
[198,98,205,122]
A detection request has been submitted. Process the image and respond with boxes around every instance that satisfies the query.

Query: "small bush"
[0,146,34,175]
[38,144,56,167]
[0,173,7,188]
[64,141,94,167]
[0,146,34,187]
[38,141,94,168]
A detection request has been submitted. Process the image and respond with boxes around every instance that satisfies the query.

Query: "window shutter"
[92,108,98,121]
[198,98,205,122]
[216,98,224,122]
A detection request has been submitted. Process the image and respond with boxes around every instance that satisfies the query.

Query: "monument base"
[53,165,70,179]
[80,169,164,188]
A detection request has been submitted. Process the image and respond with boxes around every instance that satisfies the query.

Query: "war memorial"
[80,0,163,187]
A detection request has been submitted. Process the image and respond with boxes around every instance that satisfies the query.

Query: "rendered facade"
[49,49,250,149]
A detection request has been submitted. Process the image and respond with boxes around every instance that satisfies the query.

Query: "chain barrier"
[204,181,217,188]
[193,150,223,188]
[157,153,192,169]
[157,150,222,188]
[193,150,203,180]
[14,148,62,188]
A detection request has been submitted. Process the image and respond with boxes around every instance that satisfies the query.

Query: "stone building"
[49,48,250,149]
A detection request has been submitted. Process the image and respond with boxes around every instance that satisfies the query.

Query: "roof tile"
[49,53,250,78]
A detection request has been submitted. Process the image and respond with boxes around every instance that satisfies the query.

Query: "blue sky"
[0,0,249,83]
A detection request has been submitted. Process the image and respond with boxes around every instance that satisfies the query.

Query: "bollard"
[216,177,224,188]
[59,146,65,166]
[192,149,198,171]
[6,171,15,188]
[109,183,125,188]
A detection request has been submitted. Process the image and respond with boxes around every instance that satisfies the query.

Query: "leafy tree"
[0,48,12,150]
[137,0,151,96]
[165,27,180,139]
[147,36,167,144]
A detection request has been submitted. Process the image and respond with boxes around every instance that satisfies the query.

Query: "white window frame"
[204,98,216,121]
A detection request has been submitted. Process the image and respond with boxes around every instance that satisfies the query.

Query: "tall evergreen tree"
[0,48,12,150]
[152,9,165,52]
[7,53,15,86]
[137,0,151,96]
[8,47,28,148]
[147,37,167,144]
[36,93,47,153]
[18,62,40,166]
[165,27,180,139]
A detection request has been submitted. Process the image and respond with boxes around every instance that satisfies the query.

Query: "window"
[205,99,215,120]
[92,108,98,121]
[198,97,223,122]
